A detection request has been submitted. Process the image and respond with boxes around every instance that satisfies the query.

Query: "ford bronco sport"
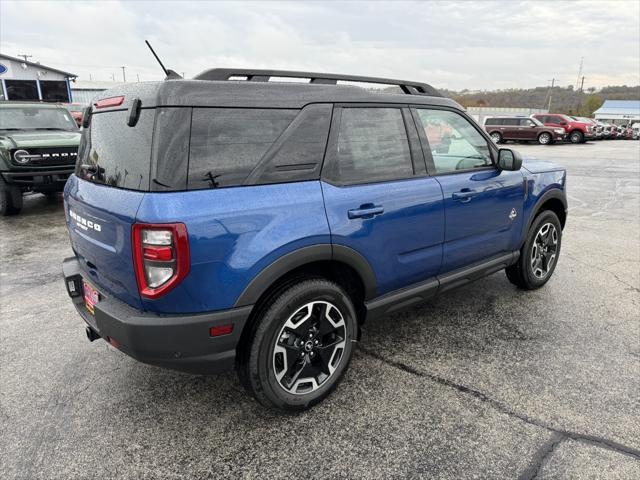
[0,102,80,215]
[62,69,567,411]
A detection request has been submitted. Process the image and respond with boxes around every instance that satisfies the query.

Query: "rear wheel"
[538,132,553,145]
[239,278,357,411]
[506,210,562,290]
[569,130,584,144]
[490,132,502,144]
[0,178,23,216]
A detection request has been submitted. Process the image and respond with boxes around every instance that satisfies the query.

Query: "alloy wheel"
[530,222,558,279]
[273,301,347,395]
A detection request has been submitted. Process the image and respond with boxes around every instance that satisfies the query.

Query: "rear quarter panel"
[135,181,330,314]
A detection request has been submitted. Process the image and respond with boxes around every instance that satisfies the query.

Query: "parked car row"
[484,113,639,145]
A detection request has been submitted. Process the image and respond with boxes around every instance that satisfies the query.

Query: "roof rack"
[192,68,442,97]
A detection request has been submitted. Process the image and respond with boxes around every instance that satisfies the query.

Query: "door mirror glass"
[497,148,522,171]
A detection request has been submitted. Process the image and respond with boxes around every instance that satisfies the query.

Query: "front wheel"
[490,132,502,144]
[569,130,584,144]
[538,132,553,145]
[506,210,562,290]
[239,279,357,411]
[0,178,23,216]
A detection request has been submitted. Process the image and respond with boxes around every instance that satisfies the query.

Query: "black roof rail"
[193,68,442,97]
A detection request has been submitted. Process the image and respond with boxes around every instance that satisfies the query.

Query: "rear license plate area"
[83,280,100,315]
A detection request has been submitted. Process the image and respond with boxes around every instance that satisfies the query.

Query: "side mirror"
[497,148,522,171]
[560,121,568,126]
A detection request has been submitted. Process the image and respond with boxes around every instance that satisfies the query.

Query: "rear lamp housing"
[132,223,190,299]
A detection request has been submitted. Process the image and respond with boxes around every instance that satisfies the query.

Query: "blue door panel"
[135,181,331,314]
[436,169,524,272]
[322,178,444,296]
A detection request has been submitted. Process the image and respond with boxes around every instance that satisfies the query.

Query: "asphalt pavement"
[1,140,639,479]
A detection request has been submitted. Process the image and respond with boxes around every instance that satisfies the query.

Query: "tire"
[0,177,23,216]
[238,278,357,411]
[569,130,584,144]
[506,210,562,290]
[490,132,502,144]
[538,132,553,145]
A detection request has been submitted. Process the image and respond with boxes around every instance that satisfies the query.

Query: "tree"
[579,94,604,117]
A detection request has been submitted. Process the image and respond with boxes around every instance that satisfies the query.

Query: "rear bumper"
[62,256,252,374]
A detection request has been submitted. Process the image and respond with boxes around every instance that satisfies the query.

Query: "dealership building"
[593,100,640,125]
[0,53,76,103]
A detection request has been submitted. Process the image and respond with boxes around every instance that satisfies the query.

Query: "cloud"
[1,0,638,90]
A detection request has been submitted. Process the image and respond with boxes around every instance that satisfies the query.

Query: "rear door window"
[323,107,414,185]
[188,108,297,189]
[76,109,155,191]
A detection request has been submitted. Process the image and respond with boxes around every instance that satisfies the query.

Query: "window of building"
[4,80,39,101]
[40,80,70,102]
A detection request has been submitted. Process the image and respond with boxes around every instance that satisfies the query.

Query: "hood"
[521,158,565,174]
[0,130,81,149]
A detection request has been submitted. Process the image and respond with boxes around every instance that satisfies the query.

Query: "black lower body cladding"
[62,256,252,374]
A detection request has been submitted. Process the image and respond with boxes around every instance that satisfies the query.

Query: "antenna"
[145,40,168,76]
[144,40,183,80]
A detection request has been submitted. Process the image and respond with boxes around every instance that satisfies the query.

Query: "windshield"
[0,107,78,131]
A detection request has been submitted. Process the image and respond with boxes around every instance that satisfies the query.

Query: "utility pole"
[121,66,126,83]
[137,74,140,82]
[17,54,33,62]
[579,76,585,93]
[575,57,584,90]
[547,78,555,111]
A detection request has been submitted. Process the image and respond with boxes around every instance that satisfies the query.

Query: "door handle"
[452,190,477,203]
[348,204,384,219]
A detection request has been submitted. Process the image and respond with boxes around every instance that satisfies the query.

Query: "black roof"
[92,79,461,111]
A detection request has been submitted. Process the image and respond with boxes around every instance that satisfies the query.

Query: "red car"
[61,103,85,128]
[532,113,594,144]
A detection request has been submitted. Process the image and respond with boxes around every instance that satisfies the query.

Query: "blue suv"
[62,69,567,410]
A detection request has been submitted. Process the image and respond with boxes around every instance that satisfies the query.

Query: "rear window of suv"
[188,108,298,189]
[76,109,155,190]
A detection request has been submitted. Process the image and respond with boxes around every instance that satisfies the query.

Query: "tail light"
[132,223,190,299]
[94,96,124,109]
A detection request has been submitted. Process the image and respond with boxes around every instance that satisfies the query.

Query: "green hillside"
[441,85,640,116]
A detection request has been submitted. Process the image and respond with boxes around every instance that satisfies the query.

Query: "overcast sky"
[1,0,639,91]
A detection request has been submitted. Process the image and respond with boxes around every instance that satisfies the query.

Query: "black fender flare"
[234,244,377,307]
[520,188,567,247]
